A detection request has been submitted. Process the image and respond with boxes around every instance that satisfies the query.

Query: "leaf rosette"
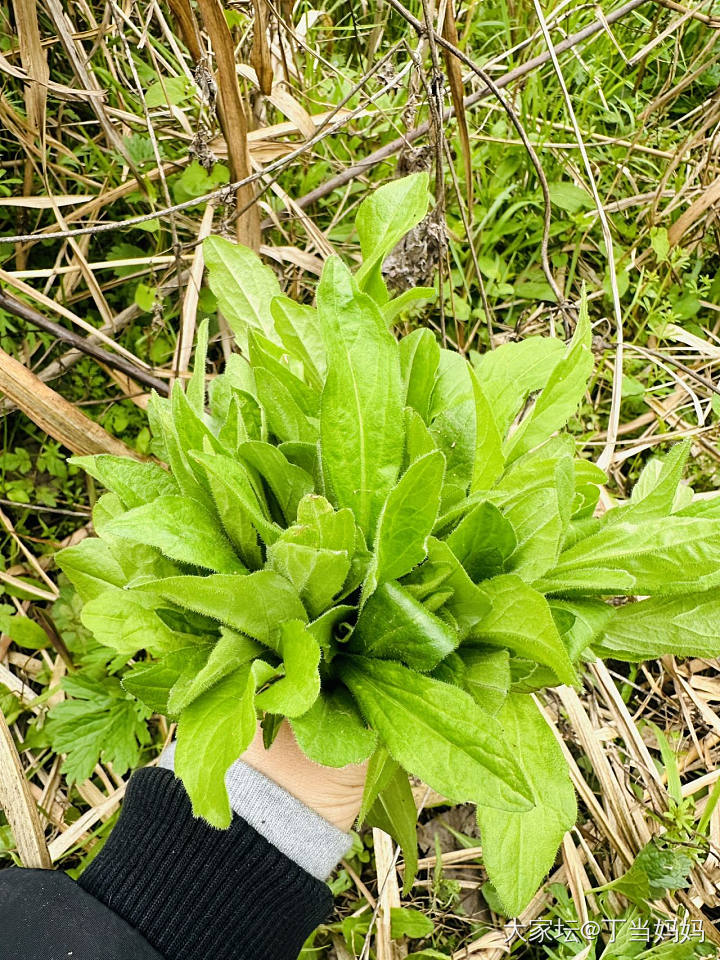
[58,174,720,914]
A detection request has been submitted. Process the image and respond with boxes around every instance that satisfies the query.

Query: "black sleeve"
[0,767,333,960]
[0,868,164,960]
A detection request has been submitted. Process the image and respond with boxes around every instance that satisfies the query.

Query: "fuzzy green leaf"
[318,258,404,538]
[237,441,314,523]
[459,648,511,715]
[255,620,321,717]
[538,515,720,596]
[342,657,534,812]
[57,538,127,602]
[81,586,196,657]
[400,327,440,423]
[469,368,505,491]
[176,665,257,827]
[594,593,720,661]
[447,501,516,582]
[351,582,457,672]
[267,541,350,619]
[367,767,418,895]
[423,539,492,640]
[168,628,262,714]
[71,455,177,509]
[503,307,592,462]
[355,172,430,304]
[105,495,245,574]
[191,450,281,547]
[291,686,377,767]
[472,337,566,437]
[270,296,325,386]
[140,571,307,641]
[478,694,577,916]
[470,575,578,686]
[371,451,445,590]
[203,237,281,351]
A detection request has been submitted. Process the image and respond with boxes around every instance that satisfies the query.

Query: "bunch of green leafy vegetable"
[56,173,720,914]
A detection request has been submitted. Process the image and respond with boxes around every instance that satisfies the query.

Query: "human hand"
[241,721,367,832]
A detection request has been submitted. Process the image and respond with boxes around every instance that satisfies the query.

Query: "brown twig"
[0,288,170,396]
[384,0,566,309]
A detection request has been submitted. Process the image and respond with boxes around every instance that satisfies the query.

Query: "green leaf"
[358,747,398,825]
[270,296,325,386]
[355,172,430,304]
[249,331,320,414]
[367,769,418,895]
[404,408,437,466]
[203,237,281,351]
[291,686,377,766]
[477,694,577,916]
[447,501,516,582]
[71,455,177,509]
[390,908,434,940]
[176,665,257,827]
[122,656,194,714]
[45,675,151,783]
[191,449,281,547]
[255,366,318,444]
[186,318,209,415]
[142,571,307,641]
[370,451,445,590]
[599,839,694,902]
[470,575,578,685]
[0,613,49,650]
[458,648,510,715]
[538,515,720,596]
[471,337,565,438]
[504,305,592,462]
[351,582,457,672]
[341,656,534,812]
[146,389,208,503]
[145,76,192,108]
[237,441,314,523]
[423,539,491,640]
[400,327,440,423]
[168,628,262,714]
[105,495,246,574]
[593,593,720,661]
[549,181,593,213]
[382,288,436,325]
[255,620,321,717]
[81,586,195,657]
[469,368,505,492]
[56,538,126,602]
[608,440,691,523]
[318,258,404,538]
[549,598,612,661]
[267,541,350,619]
[428,350,476,491]
[501,453,574,581]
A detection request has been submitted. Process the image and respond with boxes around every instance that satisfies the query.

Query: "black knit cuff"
[78,767,333,960]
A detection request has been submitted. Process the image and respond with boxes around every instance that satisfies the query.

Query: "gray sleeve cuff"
[158,742,353,880]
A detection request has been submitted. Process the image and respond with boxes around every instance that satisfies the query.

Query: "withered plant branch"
[293,0,648,211]
[196,0,261,248]
[384,0,567,311]
[0,288,170,396]
[0,0,648,248]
